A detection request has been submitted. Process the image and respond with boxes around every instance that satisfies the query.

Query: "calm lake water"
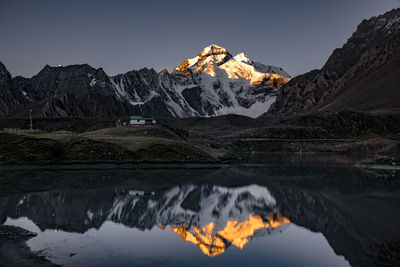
[1,154,399,267]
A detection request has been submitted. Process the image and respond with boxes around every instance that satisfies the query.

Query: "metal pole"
[29,109,32,131]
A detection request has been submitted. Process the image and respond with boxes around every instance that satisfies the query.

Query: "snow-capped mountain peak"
[232,52,291,78]
[173,44,233,75]
[6,44,291,119]
[108,44,292,118]
[233,52,251,63]
[173,44,290,83]
[199,44,230,58]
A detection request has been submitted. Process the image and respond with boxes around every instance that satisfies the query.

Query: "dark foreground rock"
[0,225,56,266]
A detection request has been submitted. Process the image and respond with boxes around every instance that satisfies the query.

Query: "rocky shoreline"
[0,225,56,266]
[355,163,400,170]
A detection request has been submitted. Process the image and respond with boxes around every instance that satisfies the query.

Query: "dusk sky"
[1,0,399,78]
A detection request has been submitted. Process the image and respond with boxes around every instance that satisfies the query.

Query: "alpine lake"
[1,153,399,267]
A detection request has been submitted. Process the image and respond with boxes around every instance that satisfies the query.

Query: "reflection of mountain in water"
[170,212,290,256]
[1,164,400,266]
[0,184,290,256]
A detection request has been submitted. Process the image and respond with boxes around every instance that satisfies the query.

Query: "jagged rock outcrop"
[0,62,26,117]
[10,64,135,117]
[268,8,400,115]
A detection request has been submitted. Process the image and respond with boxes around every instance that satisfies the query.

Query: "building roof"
[130,115,155,120]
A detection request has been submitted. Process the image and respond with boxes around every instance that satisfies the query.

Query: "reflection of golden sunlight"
[169,212,290,257]
[54,229,58,233]
[157,225,166,230]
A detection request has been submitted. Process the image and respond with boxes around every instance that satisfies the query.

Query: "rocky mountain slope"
[12,64,138,117]
[0,62,26,117]
[268,8,400,115]
[0,45,290,118]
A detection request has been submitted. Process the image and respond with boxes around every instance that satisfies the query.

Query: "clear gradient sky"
[0,0,399,78]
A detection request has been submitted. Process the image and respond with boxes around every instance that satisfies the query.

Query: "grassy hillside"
[0,126,227,165]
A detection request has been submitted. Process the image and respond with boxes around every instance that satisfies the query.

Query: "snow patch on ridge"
[234,52,251,63]
[216,96,277,118]
[187,56,200,68]
[111,76,128,99]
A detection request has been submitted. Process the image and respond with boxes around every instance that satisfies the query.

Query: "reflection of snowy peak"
[105,184,290,256]
[108,184,278,231]
[9,184,288,235]
[6,184,290,257]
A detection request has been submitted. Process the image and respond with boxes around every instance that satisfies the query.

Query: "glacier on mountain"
[109,44,291,118]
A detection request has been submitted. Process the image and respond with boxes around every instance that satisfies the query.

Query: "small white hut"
[130,115,156,125]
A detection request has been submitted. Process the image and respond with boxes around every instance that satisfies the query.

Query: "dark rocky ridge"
[0,45,285,119]
[1,61,278,118]
[18,64,111,100]
[0,62,26,117]
[268,8,400,115]
[10,64,143,117]
[6,64,191,118]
